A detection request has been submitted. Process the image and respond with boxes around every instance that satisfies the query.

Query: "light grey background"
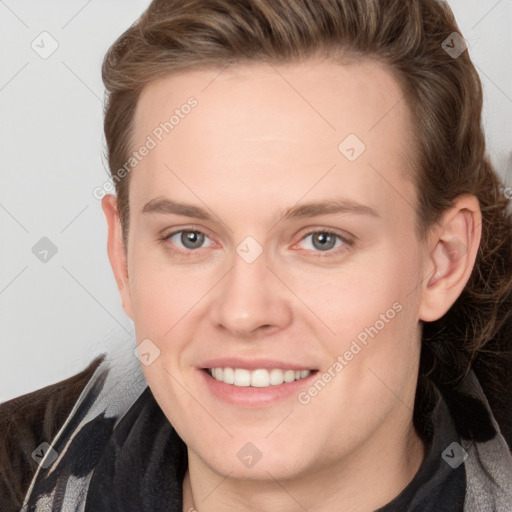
[1,0,511,401]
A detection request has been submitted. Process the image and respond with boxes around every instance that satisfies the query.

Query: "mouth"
[204,367,316,388]
[198,358,320,406]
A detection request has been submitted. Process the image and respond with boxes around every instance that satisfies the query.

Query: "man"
[2,1,512,510]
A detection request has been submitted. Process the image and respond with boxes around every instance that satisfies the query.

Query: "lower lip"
[198,369,318,407]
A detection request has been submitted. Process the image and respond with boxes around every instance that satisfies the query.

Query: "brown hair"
[102,0,512,440]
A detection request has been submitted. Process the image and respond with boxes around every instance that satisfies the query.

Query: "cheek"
[326,249,422,401]
[128,249,204,335]
[287,243,422,340]
[126,256,204,417]
[286,242,423,410]
[127,250,222,393]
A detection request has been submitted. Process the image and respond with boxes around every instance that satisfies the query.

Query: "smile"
[207,367,312,387]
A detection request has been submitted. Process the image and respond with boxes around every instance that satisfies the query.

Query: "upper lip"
[199,358,317,371]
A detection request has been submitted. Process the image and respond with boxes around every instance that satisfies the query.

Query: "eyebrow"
[141,197,379,221]
[142,197,211,219]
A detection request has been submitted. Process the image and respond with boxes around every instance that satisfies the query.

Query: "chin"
[191,436,316,482]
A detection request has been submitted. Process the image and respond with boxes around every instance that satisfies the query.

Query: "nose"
[210,248,293,339]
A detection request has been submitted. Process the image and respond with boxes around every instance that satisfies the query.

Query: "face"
[112,58,433,481]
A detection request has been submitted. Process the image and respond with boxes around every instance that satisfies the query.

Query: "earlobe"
[419,195,481,322]
[101,194,133,319]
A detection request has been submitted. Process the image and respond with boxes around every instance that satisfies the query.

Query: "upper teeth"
[208,368,311,387]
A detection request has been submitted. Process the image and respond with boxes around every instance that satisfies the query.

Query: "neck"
[182,420,425,512]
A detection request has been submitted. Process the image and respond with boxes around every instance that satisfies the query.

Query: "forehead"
[129,58,417,224]
[134,57,408,141]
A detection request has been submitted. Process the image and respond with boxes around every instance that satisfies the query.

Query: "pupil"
[182,231,204,249]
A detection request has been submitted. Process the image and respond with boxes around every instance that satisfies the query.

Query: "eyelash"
[159,227,354,258]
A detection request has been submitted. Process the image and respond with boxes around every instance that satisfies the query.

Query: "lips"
[197,357,318,403]
[199,357,316,372]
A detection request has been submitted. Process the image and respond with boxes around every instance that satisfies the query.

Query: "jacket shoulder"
[0,355,105,512]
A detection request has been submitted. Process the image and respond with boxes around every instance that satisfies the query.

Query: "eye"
[163,229,214,252]
[297,230,352,255]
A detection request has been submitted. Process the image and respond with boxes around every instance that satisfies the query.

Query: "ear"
[419,194,481,322]
[101,194,134,319]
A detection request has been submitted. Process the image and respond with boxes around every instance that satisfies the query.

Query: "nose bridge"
[211,241,293,337]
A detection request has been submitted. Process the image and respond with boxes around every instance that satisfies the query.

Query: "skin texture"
[102,58,481,512]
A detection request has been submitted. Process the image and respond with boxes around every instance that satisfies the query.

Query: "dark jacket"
[0,356,104,511]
